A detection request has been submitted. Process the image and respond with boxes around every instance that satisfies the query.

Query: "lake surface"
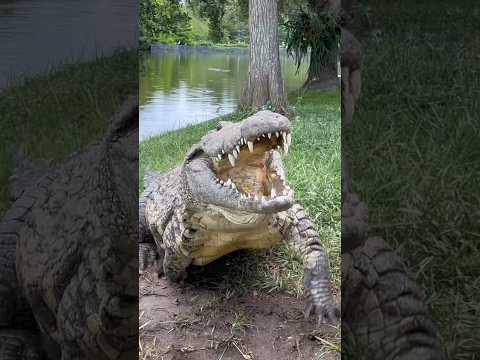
[140,49,308,139]
[0,0,137,90]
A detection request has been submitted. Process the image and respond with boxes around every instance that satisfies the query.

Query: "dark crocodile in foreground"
[0,98,138,359]
[139,110,340,324]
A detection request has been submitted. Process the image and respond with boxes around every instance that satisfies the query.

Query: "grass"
[140,88,341,294]
[0,49,137,216]
[348,1,480,358]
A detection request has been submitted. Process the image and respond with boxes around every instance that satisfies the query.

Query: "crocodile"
[0,98,138,359]
[139,110,339,324]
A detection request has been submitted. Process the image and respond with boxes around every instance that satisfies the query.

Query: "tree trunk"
[240,0,287,113]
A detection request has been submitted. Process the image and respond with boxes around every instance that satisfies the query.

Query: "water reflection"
[140,50,307,139]
[0,0,137,90]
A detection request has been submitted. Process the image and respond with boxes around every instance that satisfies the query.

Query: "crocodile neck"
[188,205,282,266]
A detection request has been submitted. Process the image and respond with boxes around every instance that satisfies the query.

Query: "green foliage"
[188,9,211,43]
[222,0,249,43]
[188,0,227,42]
[283,1,339,72]
[187,0,248,44]
[139,0,192,49]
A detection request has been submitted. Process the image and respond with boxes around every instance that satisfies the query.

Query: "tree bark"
[240,0,287,113]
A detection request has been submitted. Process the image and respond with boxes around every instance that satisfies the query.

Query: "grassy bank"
[140,89,341,294]
[0,50,137,215]
[348,1,480,357]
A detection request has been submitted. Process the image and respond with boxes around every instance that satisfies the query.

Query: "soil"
[139,263,340,360]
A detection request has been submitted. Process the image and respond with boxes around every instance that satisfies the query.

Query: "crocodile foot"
[304,266,340,325]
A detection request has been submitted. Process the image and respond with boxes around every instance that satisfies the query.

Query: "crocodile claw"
[304,294,340,325]
[303,264,339,325]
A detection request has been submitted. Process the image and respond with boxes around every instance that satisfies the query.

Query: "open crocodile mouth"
[212,130,292,200]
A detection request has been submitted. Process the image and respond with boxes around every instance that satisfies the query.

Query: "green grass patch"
[0,49,137,215]
[140,89,341,293]
[349,1,480,357]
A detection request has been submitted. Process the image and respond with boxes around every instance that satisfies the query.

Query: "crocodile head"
[183,110,294,213]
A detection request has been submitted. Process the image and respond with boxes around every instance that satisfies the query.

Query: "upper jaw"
[211,129,292,167]
[201,111,292,165]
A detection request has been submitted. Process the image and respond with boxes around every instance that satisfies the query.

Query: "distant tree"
[240,0,287,112]
[188,0,228,42]
[139,0,192,49]
[284,0,340,87]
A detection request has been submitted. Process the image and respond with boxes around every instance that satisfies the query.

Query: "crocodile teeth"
[247,141,254,152]
[220,180,224,184]
[225,179,232,187]
[254,194,259,201]
[257,137,260,141]
[275,131,280,138]
[231,182,236,189]
[228,154,235,167]
[283,141,289,155]
[271,188,276,198]
[277,145,281,150]
[286,133,292,147]
[217,154,222,160]
[267,133,272,139]
[232,150,238,159]
[262,134,266,138]
[236,145,240,153]
[222,149,225,154]
[282,131,287,143]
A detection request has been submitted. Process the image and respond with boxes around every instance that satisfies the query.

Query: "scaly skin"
[342,238,446,359]
[0,97,138,359]
[139,111,339,324]
[277,204,339,322]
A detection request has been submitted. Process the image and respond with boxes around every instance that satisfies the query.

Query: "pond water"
[140,50,308,139]
[0,0,137,90]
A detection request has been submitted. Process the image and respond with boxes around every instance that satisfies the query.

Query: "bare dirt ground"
[139,254,340,360]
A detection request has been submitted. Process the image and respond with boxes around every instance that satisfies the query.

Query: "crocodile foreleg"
[277,203,339,324]
[342,237,446,359]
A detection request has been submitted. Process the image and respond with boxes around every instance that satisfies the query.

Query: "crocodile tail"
[342,237,446,359]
